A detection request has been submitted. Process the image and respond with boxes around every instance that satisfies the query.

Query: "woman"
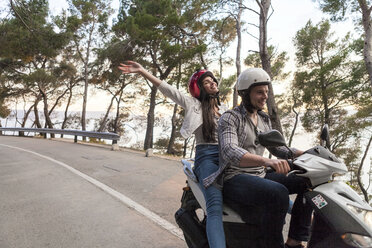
[118,61,227,248]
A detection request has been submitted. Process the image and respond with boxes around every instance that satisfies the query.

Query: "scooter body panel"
[294,152,348,186]
[305,181,372,237]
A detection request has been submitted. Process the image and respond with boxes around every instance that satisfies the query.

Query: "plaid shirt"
[203,104,294,188]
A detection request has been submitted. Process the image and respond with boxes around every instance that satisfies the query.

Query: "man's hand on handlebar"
[264,159,290,174]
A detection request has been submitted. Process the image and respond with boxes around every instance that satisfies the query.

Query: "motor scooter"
[175,125,372,248]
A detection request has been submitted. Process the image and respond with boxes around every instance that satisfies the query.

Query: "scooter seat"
[181,159,244,223]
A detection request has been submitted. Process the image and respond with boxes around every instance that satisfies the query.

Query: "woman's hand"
[118,60,162,87]
[118,61,143,74]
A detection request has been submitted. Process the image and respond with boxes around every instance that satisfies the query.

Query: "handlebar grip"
[265,166,275,173]
[265,159,294,174]
[287,159,294,170]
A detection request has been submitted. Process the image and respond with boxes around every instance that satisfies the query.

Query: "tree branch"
[10,0,33,32]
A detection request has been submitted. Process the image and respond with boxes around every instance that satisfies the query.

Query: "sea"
[0,110,145,149]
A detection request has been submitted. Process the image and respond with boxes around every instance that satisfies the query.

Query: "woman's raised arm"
[118,61,162,87]
[118,60,194,109]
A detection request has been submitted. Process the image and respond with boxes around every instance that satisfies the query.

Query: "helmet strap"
[209,92,221,106]
[239,90,257,113]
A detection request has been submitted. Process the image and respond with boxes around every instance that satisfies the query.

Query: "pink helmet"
[188,69,217,99]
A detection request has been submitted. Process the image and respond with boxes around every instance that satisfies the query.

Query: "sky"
[46,0,354,110]
[1,0,355,110]
[0,0,357,118]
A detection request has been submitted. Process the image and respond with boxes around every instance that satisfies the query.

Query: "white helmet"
[236,68,271,91]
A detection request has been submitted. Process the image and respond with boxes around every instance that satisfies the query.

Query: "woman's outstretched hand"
[118,60,162,87]
[118,61,143,74]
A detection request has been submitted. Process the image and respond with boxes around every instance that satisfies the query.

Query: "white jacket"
[157,81,227,139]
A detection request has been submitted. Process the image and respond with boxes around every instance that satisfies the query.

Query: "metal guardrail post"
[111,139,119,151]
[74,135,78,143]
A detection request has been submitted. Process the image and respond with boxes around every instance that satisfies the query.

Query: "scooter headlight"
[347,204,372,230]
[341,233,372,247]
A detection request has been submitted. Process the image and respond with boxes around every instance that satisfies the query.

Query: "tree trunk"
[19,104,34,136]
[99,82,127,133]
[257,0,283,133]
[183,137,190,158]
[288,107,299,147]
[81,78,88,133]
[48,87,70,116]
[81,23,95,136]
[40,88,54,138]
[143,48,176,150]
[359,0,372,94]
[357,134,372,203]
[62,86,73,129]
[167,103,178,154]
[321,74,331,148]
[144,85,157,150]
[61,84,73,138]
[98,95,115,132]
[182,136,195,158]
[41,92,54,129]
[114,86,124,134]
[21,104,34,128]
[167,64,182,154]
[219,53,223,82]
[33,94,42,129]
[233,0,243,107]
[189,137,196,158]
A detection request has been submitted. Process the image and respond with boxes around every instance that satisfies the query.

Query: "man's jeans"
[194,144,226,248]
[223,172,312,248]
[265,172,312,241]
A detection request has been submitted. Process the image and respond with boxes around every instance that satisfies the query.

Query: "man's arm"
[239,152,290,174]
[268,146,304,160]
[218,112,290,174]
[218,111,248,167]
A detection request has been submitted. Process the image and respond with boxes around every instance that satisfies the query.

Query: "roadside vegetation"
[0,0,371,202]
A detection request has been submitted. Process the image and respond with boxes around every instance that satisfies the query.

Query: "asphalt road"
[0,136,187,248]
[0,135,294,248]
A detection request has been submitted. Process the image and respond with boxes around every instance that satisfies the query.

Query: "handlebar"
[265,166,275,173]
[265,159,305,176]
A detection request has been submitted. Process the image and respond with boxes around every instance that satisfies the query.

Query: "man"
[218,68,312,248]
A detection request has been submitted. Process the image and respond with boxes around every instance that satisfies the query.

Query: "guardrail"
[0,127,120,150]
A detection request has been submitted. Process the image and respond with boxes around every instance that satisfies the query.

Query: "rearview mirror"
[258,130,286,147]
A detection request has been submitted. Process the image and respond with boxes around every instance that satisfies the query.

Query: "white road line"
[0,144,185,241]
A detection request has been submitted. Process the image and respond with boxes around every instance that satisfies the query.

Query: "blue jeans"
[223,173,289,248]
[223,172,312,248]
[194,145,226,248]
[265,172,312,241]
